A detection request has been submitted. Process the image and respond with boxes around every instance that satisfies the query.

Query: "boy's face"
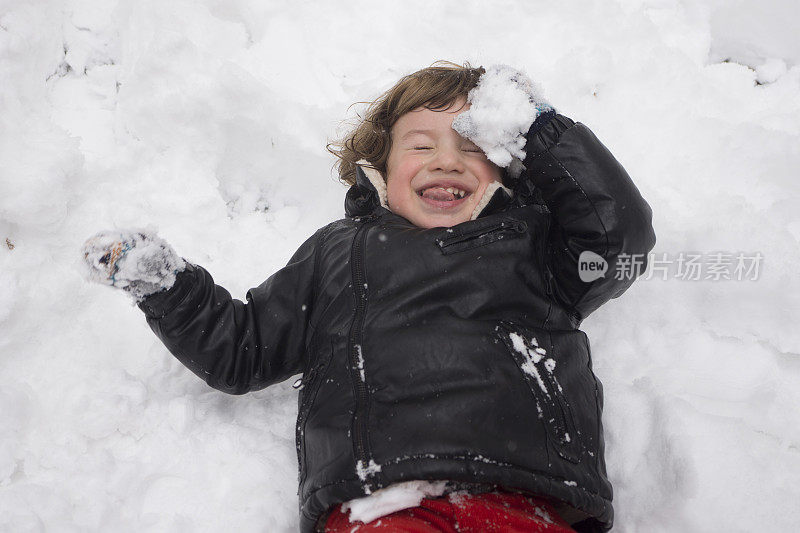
[385,97,502,228]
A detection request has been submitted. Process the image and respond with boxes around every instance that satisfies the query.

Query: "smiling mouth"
[417,185,472,202]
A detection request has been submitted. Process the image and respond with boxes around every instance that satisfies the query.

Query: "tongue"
[422,188,456,201]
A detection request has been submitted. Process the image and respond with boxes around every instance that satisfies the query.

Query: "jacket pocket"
[295,339,334,484]
[436,218,527,255]
[495,320,582,464]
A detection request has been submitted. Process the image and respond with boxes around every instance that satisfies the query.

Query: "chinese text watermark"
[578,251,763,281]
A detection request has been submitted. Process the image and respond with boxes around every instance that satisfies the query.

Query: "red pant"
[325,491,576,532]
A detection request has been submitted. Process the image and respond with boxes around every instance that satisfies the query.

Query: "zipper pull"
[544,268,554,296]
[512,220,528,233]
[292,377,304,390]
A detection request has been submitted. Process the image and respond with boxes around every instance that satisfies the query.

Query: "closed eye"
[413,146,432,150]
[463,145,484,153]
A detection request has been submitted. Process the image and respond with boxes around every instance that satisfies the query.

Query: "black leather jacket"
[138,113,656,532]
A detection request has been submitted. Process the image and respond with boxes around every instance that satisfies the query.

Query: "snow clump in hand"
[452,64,554,177]
[81,228,186,302]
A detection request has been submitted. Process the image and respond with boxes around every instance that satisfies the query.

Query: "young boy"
[83,63,655,532]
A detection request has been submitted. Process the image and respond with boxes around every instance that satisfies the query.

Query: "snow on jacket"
[137,112,656,532]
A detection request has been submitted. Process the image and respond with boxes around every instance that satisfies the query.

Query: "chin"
[415,212,471,229]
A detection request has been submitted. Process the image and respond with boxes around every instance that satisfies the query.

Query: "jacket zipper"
[437,219,527,254]
[541,244,554,329]
[347,216,376,490]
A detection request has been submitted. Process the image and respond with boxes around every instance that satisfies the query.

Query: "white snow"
[509,331,544,363]
[354,344,365,382]
[533,504,555,524]
[755,58,788,85]
[508,331,552,395]
[355,459,382,495]
[1,1,799,532]
[341,480,447,524]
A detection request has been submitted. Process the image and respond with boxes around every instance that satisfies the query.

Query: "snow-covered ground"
[1,0,799,531]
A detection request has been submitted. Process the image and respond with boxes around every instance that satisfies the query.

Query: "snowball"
[452,65,553,173]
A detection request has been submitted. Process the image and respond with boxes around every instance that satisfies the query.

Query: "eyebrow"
[400,129,434,141]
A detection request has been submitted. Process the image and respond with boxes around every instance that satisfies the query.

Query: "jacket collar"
[344,164,390,218]
[344,162,515,221]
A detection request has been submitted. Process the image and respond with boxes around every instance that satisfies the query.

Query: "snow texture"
[533,504,556,524]
[452,64,552,175]
[1,1,799,532]
[509,331,550,395]
[355,344,365,382]
[356,459,382,494]
[82,228,186,301]
[342,480,447,524]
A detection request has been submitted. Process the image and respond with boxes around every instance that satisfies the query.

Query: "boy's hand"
[81,229,186,301]
[452,64,554,177]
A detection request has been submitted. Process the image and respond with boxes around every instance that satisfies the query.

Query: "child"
[83,62,656,532]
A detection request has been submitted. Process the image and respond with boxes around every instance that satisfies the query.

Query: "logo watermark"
[576,251,763,281]
[578,251,608,282]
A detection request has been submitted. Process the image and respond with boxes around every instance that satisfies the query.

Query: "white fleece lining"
[356,160,512,220]
[469,181,511,220]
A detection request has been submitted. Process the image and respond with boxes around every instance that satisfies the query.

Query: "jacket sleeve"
[136,226,327,395]
[520,112,657,323]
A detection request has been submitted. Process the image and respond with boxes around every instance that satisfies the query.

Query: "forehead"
[392,98,470,135]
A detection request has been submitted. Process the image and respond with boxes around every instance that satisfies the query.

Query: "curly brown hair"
[328,61,485,186]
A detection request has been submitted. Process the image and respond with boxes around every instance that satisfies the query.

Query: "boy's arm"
[441,64,655,324]
[520,113,657,323]
[134,227,326,395]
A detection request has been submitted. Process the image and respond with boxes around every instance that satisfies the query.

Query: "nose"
[430,145,465,174]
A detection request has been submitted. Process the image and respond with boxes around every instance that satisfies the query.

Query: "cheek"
[490,164,503,184]
[470,160,503,188]
[386,156,423,198]
[485,161,503,184]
